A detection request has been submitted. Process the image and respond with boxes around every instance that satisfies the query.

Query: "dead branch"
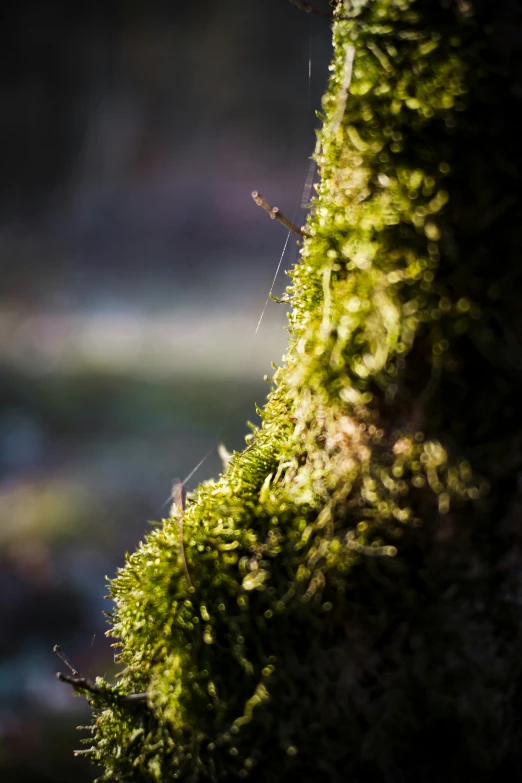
[54,645,148,704]
[251,191,310,238]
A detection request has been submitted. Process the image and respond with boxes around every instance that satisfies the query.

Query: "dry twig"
[251,191,310,238]
[171,479,193,588]
[54,645,148,704]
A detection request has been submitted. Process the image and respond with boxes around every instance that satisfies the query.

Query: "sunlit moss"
[80,1,522,781]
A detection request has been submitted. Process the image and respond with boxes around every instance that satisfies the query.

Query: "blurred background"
[0,0,332,780]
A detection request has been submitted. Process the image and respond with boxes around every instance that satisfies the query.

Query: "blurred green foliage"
[0,366,265,783]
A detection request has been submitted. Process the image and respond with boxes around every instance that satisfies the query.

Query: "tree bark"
[79,1,522,780]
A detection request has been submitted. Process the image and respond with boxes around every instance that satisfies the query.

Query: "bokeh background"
[0,1,332,780]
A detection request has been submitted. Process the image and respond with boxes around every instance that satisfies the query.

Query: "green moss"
[80,1,522,780]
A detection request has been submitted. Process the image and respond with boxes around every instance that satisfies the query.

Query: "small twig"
[54,645,97,688]
[171,480,185,515]
[288,0,334,19]
[56,671,104,695]
[116,691,149,703]
[54,645,148,703]
[171,479,193,589]
[251,191,310,238]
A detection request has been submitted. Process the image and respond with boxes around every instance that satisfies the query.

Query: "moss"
[81,1,522,780]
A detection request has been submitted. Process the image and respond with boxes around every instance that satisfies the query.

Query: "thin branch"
[57,671,104,695]
[54,645,97,688]
[116,691,149,703]
[251,191,310,238]
[288,0,334,19]
[171,479,193,589]
[54,645,148,704]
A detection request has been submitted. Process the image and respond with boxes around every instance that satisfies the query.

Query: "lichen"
[81,1,522,780]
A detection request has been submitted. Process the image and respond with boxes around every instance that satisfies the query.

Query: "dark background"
[0,1,332,780]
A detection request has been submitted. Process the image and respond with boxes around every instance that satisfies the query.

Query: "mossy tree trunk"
[81,1,522,781]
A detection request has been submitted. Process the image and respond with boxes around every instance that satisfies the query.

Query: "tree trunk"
[82,1,522,781]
